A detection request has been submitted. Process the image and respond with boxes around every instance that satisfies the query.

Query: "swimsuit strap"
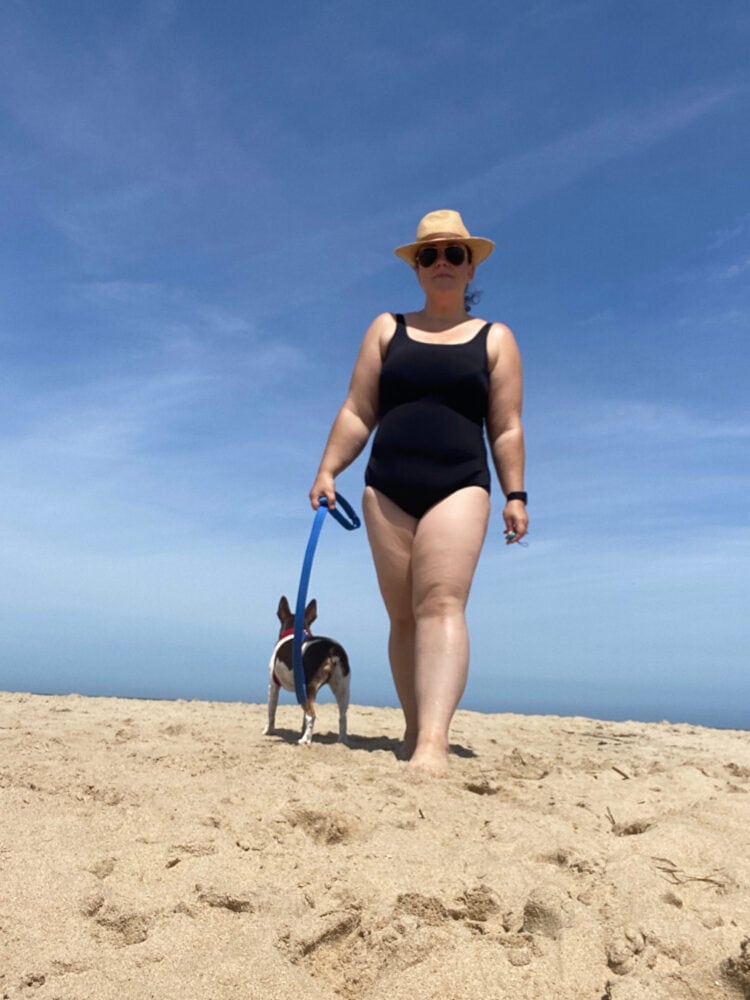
[477,322,492,372]
[381,314,407,361]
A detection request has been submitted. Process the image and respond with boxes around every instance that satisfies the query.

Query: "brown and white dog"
[263,596,350,745]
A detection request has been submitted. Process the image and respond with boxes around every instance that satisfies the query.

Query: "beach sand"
[1,691,749,1000]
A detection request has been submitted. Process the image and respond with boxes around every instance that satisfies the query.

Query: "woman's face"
[415,243,476,296]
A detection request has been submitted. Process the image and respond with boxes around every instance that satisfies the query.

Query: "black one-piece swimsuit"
[365,313,492,519]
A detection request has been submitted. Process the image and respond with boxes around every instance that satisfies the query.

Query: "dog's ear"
[278,596,292,622]
[304,599,317,629]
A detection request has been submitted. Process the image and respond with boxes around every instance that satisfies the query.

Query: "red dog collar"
[279,628,311,640]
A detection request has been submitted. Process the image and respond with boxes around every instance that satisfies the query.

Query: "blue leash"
[293,493,360,706]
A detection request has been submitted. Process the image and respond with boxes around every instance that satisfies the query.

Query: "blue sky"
[1,0,748,728]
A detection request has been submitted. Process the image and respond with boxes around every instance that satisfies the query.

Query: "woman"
[309,209,528,776]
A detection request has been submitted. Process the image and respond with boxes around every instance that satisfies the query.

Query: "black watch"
[506,491,528,504]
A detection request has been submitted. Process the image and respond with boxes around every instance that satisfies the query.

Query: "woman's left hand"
[503,499,529,545]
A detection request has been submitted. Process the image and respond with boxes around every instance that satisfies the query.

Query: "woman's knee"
[413,582,466,621]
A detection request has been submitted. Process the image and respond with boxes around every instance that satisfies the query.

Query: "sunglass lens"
[417,247,438,267]
[445,245,466,265]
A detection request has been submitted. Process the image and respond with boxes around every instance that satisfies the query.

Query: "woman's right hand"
[309,471,336,510]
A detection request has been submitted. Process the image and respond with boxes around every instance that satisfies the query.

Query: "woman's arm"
[486,323,529,542]
[309,312,392,509]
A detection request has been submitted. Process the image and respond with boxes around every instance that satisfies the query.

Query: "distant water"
[461,677,748,732]
[463,690,747,732]
[5,674,747,732]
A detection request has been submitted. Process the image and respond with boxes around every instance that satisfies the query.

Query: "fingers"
[309,474,336,510]
[503,499,529,545]
[504,526,528,545]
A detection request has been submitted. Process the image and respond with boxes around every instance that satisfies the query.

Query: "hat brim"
[394,235,495,267]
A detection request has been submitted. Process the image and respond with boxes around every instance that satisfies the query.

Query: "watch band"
[506,491,528,504]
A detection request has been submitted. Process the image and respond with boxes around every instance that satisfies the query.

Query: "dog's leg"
[298,701,315,745]
[263,678,280,736]
[330,667,350,745]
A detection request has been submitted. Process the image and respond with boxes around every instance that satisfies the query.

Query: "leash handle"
[323,492,361,531]
[292,493,360,706]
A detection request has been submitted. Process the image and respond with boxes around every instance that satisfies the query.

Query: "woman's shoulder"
[486,321,520,367]
[360,312,397,339]
[484,319,513,334]
[486,320,517,343]
[371,311,401,328]
[361,312,399,355]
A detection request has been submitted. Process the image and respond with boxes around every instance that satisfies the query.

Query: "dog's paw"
[262,724,274,736]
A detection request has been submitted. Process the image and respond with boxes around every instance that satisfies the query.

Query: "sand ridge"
[1,691,749,999]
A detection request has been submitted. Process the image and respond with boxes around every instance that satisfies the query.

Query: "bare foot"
[408,739,450,778]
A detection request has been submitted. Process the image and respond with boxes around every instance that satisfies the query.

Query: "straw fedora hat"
[394,209,495,267]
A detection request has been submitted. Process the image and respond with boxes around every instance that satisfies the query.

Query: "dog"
[263,596,350,745]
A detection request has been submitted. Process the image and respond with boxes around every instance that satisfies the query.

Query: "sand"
[1,691,749,1000]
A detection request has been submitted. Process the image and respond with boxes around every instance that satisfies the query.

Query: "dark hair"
[463,246,481,312]
[465,286,482,313]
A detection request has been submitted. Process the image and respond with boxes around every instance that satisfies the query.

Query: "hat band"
[415,231,468,243]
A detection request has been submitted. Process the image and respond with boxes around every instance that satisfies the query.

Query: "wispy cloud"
[525,390,750,543]
[573,399,750,443]
[446,86,744,221]
[709,211,750,250]
[521,0,610,25]
[722,257,750,279]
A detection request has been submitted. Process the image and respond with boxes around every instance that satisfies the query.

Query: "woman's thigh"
[412,487,490,612]
[362,486,417,620]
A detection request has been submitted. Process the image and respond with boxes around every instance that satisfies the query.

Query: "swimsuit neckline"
[398,315,490,348]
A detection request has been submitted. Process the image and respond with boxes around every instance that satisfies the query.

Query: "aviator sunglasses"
[415,244,469,268]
